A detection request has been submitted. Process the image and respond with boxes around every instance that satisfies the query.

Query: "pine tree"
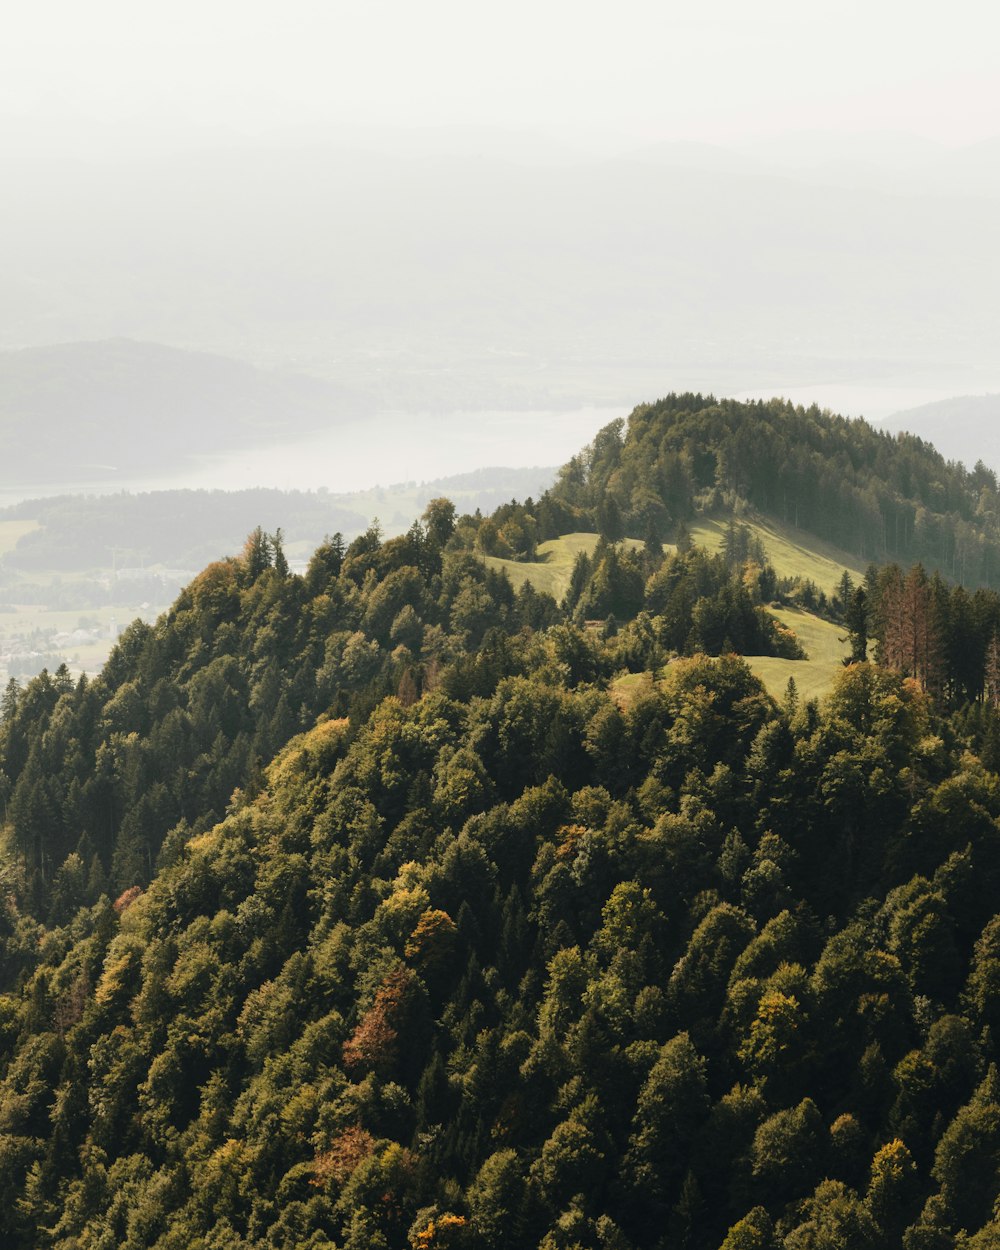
[270,527,289,577]
[845,586,869,663]
[240,526,272,584]
[985,632,1000,708]
[597,495,625,544]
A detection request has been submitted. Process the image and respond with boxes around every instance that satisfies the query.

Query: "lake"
[0,405,623,508]
[4,379,1000,511]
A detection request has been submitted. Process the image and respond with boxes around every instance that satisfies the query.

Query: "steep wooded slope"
[2,406,1000,1247]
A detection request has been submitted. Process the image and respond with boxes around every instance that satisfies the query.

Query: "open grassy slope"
[610,607,847,707]
[484,521,854,701]
[689,515,867,597]
[484,514,865,607]
[744,606,848,701]
[483,532,644,602]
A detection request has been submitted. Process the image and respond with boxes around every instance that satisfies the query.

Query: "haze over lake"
[6,377,998,514]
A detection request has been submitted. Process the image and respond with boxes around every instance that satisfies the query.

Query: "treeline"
[477,395,1000,586]
[834,562,1000,717]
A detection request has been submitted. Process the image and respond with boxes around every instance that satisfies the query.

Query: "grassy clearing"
[0,519,40,556]
[483,524,852,702]
[745,606,848,702]
[484,533,643,603]
[690,516,865,597]
[483,512,865,606]
[609,607,847,707]
[609,670,659,710]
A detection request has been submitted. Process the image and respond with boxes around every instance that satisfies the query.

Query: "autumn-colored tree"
[343,965,421,1076]
[879,564,943,692]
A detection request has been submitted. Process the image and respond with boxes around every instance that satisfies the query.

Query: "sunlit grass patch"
[484,532,643,602]
[690,516,865,597]
[0,519,40,556]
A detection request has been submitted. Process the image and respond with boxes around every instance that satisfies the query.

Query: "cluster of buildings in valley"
[0,621,109,680]
[0,604,163,682]
[104,566,194,588]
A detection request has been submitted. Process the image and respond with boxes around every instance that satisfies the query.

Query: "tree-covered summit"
[546,394,1000,586]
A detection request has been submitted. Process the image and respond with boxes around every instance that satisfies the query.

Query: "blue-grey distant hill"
[0,338,374,485]
[0,465,557,578]
[882,394,1000,474]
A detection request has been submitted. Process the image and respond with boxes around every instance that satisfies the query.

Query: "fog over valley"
[5,133,1000,419]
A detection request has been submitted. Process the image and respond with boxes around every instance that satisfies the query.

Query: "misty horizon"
[4,2,1000,501]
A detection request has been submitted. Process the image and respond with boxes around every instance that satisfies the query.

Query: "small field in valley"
[0,519,40,556]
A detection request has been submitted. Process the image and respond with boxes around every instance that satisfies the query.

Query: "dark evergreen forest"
[3,400,1000,1248]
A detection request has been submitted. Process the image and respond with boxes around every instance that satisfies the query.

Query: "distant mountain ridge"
[0,465,558,576]
[882,393,1000,473]
[0,338,373,484]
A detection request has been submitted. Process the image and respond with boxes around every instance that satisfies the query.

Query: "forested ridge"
[4,401,1000,1248]
[488,394,1000,587]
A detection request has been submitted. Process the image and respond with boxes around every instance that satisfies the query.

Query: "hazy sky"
[3,0,999,153]
[3,0,1000,496]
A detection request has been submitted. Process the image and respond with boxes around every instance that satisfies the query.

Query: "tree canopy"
[3,399,1000,1247]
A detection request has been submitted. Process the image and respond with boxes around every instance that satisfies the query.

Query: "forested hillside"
[5,401,1000,1247]
[538,395,1000,586]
